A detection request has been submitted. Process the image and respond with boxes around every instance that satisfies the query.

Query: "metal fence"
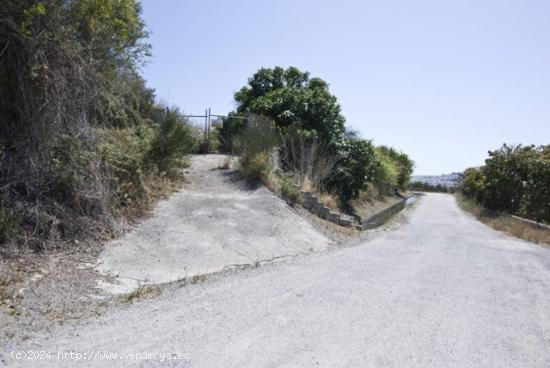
[182,108,246,153]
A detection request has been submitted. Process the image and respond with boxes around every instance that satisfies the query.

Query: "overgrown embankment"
[457,144,550,244]
[223,67,414,219]
[456,193,549,245]
[0,1,197,250]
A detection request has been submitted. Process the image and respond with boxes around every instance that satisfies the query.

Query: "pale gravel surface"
[96,155,330,294]
[2,193,550,367]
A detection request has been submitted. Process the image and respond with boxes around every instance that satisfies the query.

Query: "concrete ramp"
[97,155,329,293]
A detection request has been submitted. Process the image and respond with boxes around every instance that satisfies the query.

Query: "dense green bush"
[373,147,399,194]
[147,109,198,173]
[461,144,550,223]
[373,146,414,194]
[395,151,414,189]
[462,168,486,203]
[329,138,377,202]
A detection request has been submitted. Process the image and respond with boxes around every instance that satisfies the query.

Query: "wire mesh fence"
[182,108,246,154]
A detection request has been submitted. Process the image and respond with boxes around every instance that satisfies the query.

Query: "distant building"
[411,172,464,188]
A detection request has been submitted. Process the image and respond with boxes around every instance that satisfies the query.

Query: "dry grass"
[119,285,162,304]
[456,194,550,245]
[0,269,25,313]
[318,192,340,211]
[143,172,186,205]
[120,172,186,222]
[260,170,280,193]
[483,216,550,245]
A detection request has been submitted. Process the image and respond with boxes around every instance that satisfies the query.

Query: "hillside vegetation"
[460,144,550,224]
[0,5,414,248]
[222,67,414,210]
[0,1,197,249]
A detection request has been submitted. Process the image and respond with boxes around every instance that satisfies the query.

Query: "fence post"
[208,107,211,147]
[204,109,208,149]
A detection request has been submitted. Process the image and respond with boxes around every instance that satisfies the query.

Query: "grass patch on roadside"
[455,193,550,245]
[119,285,162,304]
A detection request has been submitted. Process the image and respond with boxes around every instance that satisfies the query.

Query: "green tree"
[483,144,532,213]
[71,0,150,74]
[373,146,414,193]
[518,145,550,222]
[462,144,550,223]
[373,147,399,194]
[233,66,345,149]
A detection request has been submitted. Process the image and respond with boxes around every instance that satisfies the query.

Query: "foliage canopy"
[461,144,550,223]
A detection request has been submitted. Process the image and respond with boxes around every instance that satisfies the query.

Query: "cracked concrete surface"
[96,155,330,293]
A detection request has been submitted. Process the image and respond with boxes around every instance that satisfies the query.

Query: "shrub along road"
[3,194,550,367]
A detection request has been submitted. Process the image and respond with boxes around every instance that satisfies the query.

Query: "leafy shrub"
[372,146,414,194]
[519,152,550,222]
[0,207,18,243]
[373,147,400,195]
[461,144,550,223]
[329,138,377,202]
[462,168,486,203]
[147,109,198,173]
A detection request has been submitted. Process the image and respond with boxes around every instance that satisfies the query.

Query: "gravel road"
[2,193,550,367]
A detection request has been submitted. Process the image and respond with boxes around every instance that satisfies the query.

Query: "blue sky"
[140,0,550,175]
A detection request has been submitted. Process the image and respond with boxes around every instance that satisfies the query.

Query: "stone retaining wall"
[301,191,415,230]
[301,192,355,227]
